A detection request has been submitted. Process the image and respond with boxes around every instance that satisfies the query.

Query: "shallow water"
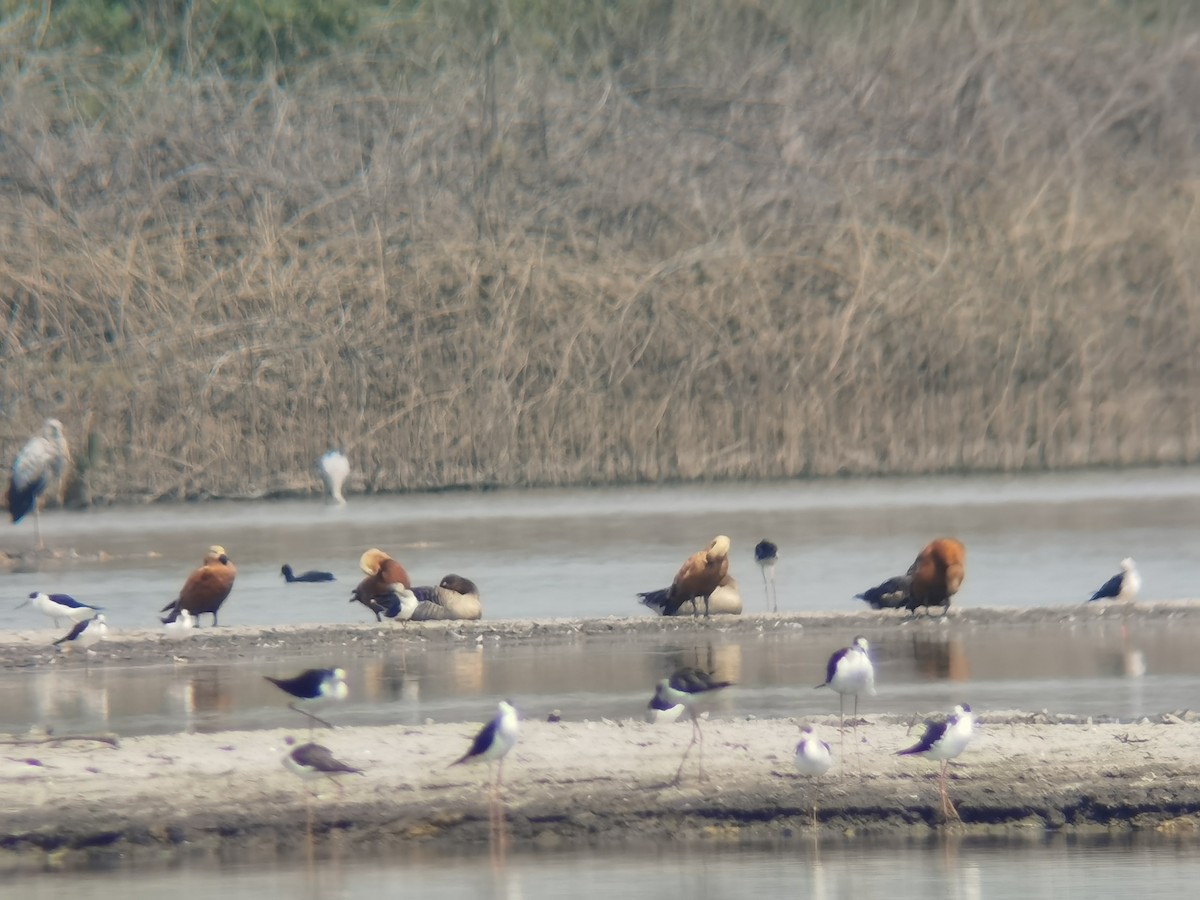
[4,467,1200,629]
[0,617,1186,737]
[13,835,1200,899]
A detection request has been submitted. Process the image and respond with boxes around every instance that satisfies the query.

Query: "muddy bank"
[2,711,1200,873]
[3,601,1199,670]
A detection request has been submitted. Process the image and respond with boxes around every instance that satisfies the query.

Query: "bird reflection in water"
[663,641,743,689]
[32,670,110,728]
[910,634,971,682]
[360,658,421,705]
[165,666,235,732]
[1104,622,1147,679]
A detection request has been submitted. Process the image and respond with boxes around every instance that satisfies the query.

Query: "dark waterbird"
[281,564,335,583]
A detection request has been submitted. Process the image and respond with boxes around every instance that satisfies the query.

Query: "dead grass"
[2,0,1199,503]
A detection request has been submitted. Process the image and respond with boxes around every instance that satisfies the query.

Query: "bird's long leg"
[940,760,960,822]
[838,694,846,769]
[290,702,334,730]
[767,567,777,612]
[853,692,861,768]
[34,505,43,552]
[674,715,701,784]
[696,717,708,781]
[704,593,711,619]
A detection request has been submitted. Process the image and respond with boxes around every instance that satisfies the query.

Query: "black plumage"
[281,564,335,583]
[754,540,778,565]
[856,574,912,609]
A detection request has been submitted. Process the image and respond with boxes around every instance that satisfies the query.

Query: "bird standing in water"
[7,418,70,551]
[281,564,336,583]
[265,667,349,730]
[816,635,875,761]
[754,540,779,612]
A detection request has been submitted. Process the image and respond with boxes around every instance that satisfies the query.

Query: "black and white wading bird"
[20,591,103,628]
[793,724,834,827]
[53,614,108,652]
[281,564,336,583]
[283,738,363,794]
[815,635,875,758]
[7,418,70,551]
[1087,558,1141,603]
[649,667,734,784]
[754,539,779,612]
[451,700,520,798]
[265,667,349,730]
[897,703,975,821]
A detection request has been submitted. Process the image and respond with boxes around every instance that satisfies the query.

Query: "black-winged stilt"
[754,539,778,612]
[1088,558,1141,603]
[897,703,974,821]
[265,667,349,729]
[652,667,733,783]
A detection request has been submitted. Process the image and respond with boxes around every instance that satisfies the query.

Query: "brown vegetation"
[2,1,1199,504]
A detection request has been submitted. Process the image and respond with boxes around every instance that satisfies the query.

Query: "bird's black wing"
[454,715,500,764]
[411,585,439,604]
[53,619,91,646]
[856,575,912,609]
[266,668,330,698]
[669,667,732,694]
[818,647,850,688]
[1088,573,1123,602]
[897,718,949,755]
[636,588,671,615]
[754,540,778,564]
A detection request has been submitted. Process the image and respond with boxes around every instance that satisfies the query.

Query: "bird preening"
[7,418,71,551]
[856,538,966,614]
[638,535,732,619]
[638,574,742,616]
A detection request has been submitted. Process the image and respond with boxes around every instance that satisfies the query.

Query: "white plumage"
[317,450,350,505]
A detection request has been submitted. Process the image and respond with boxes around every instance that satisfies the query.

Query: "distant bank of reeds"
[2,1,1199,505]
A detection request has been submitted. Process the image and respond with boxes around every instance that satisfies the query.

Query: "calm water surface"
[3,469,1200,736]
[12,836,1200,899]
[3,468,1200,627]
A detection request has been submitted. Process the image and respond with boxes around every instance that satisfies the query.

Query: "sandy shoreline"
[3,710,1200,872]
[4,603,1200,872]
[3,600,1200,670]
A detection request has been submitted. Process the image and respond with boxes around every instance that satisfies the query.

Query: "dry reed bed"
[1,1,1199,503]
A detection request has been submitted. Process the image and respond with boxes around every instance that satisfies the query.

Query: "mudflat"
[2,604,1200,873]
